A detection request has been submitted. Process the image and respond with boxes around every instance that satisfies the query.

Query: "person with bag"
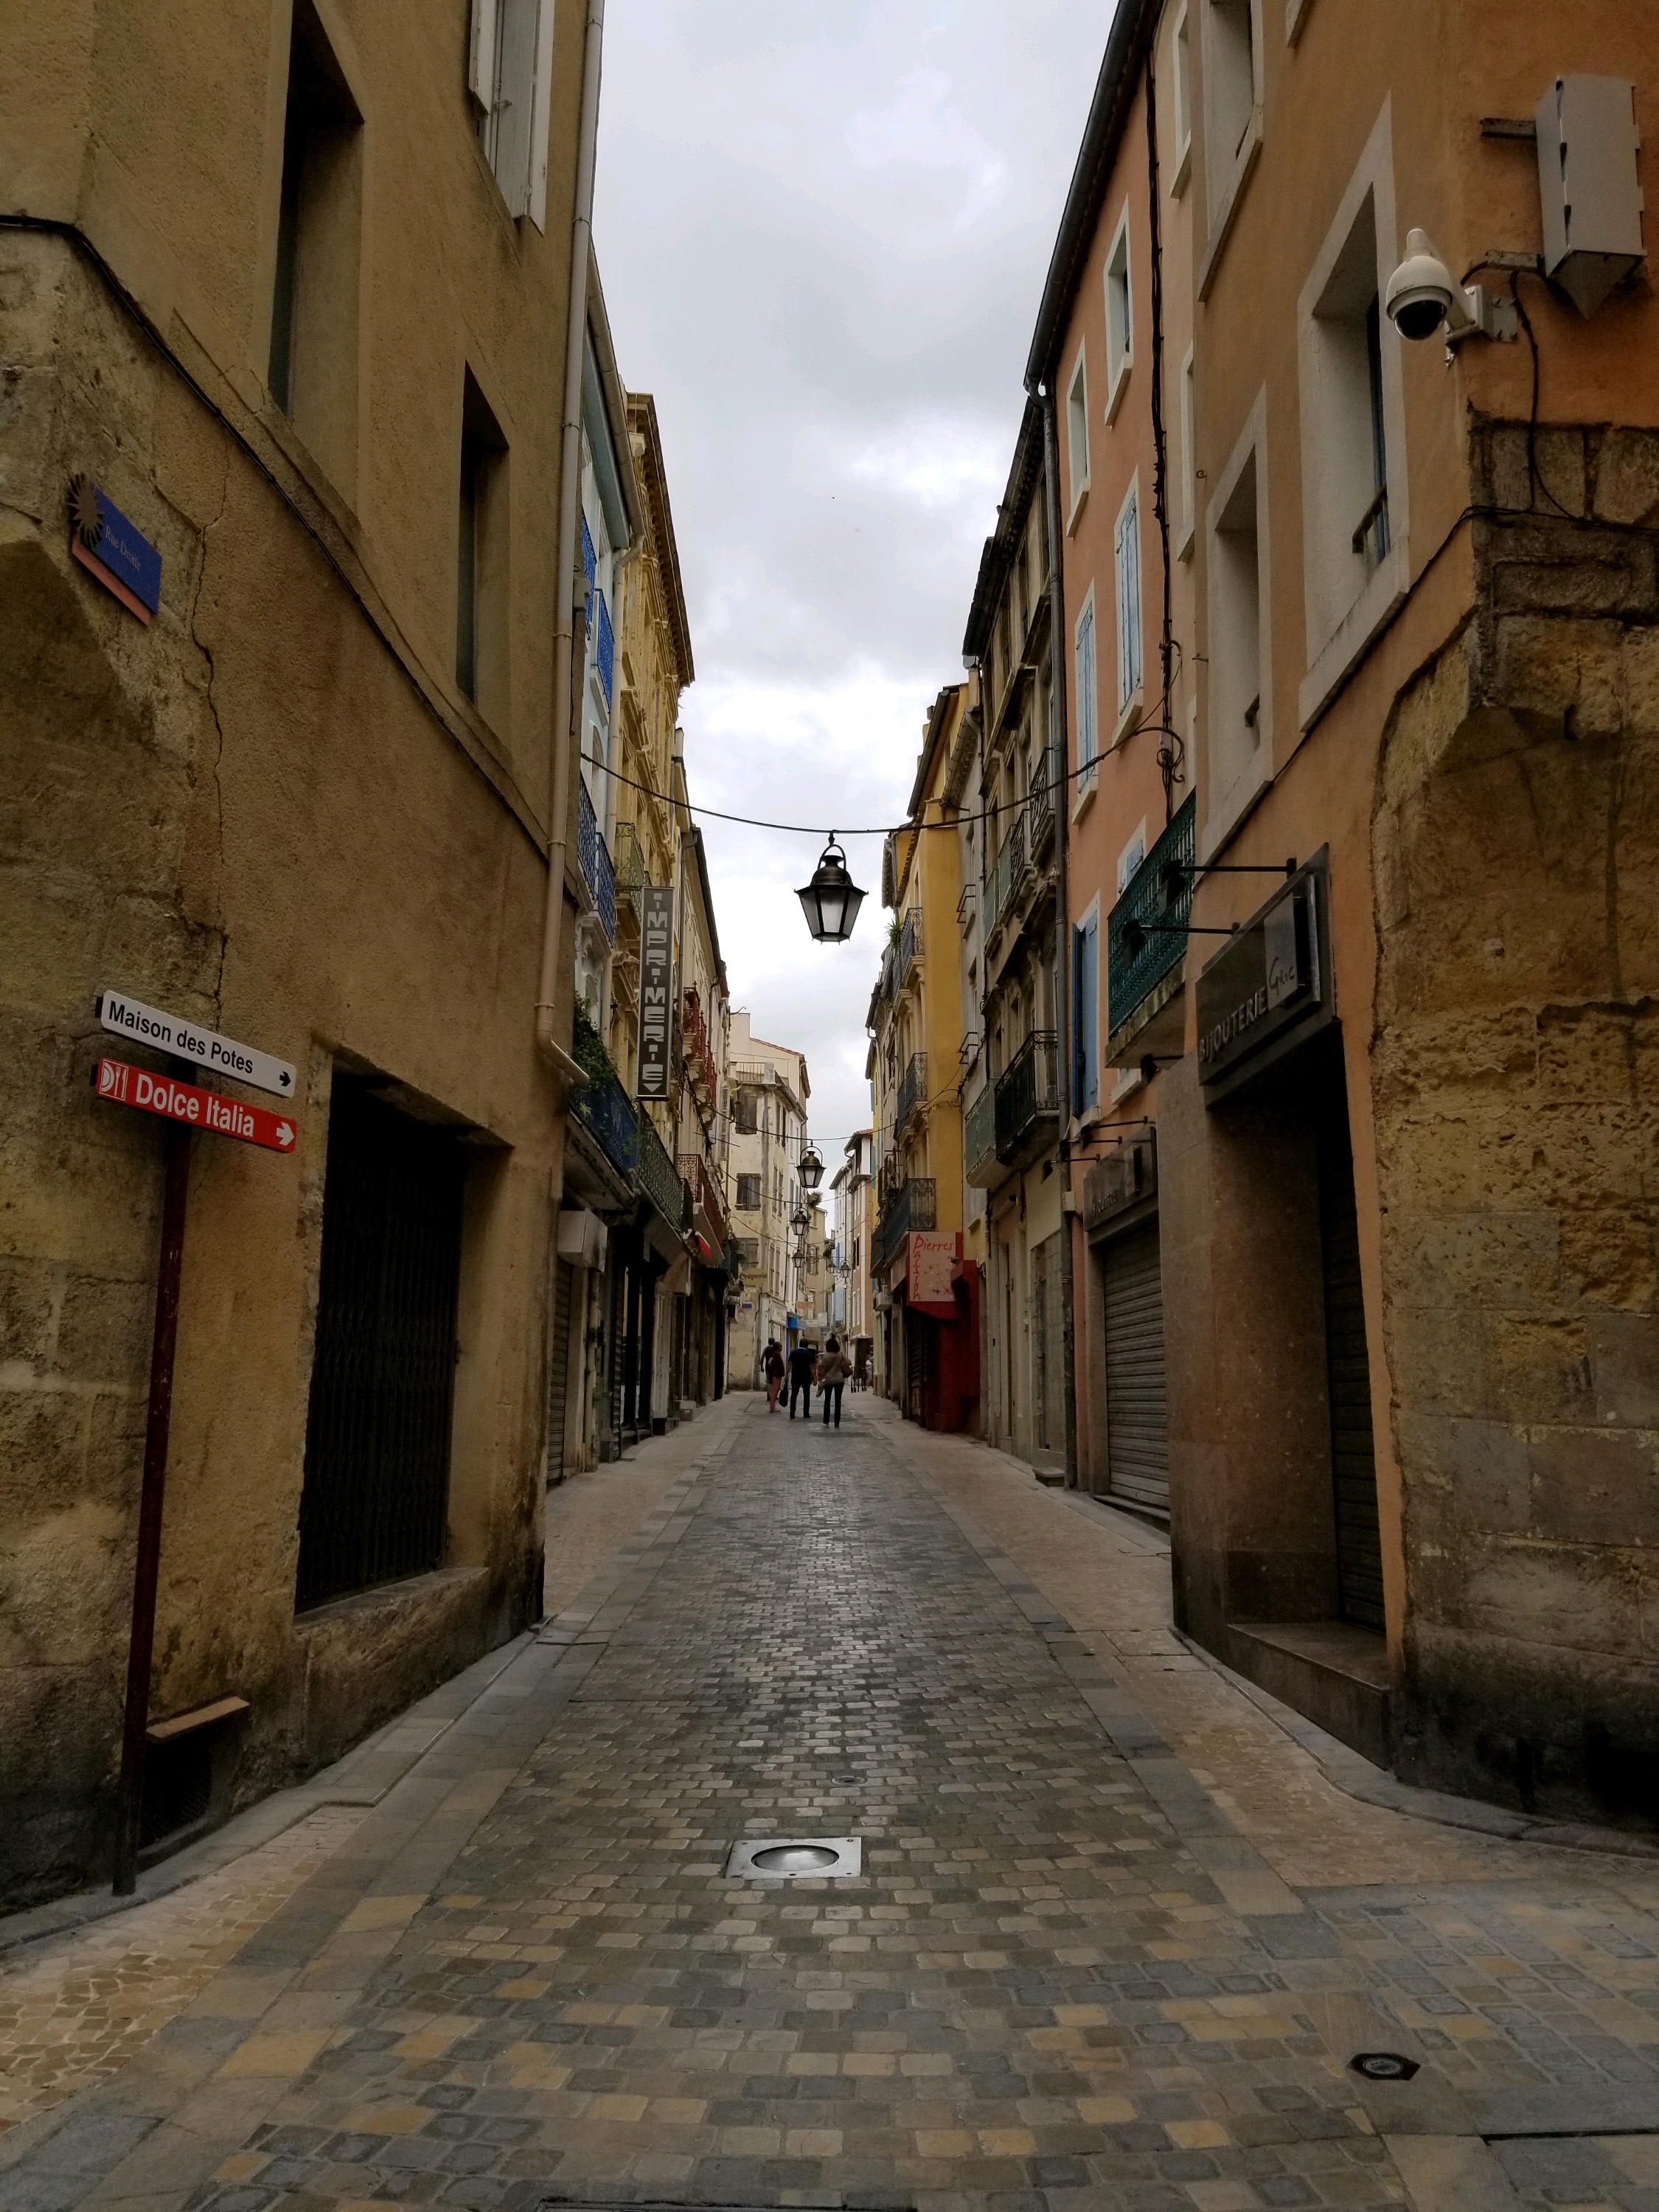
[763,1339,786,1412]
[818,1335,851,1429]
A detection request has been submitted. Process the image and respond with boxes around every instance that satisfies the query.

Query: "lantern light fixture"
[799,1140,824,1192]
[796,835,866,944]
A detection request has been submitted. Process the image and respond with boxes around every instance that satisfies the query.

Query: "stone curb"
[0,1398,749,1967]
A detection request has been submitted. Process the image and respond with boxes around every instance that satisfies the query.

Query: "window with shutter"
[1074,598,1098,771]
[1116,487,1142,713]
[1073,917,1099,1110]
[469,0,554,229]
[735,1174,761,1211]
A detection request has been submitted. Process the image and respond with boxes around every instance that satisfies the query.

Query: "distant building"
[867,687,980,1430]
[726,1013,813,1383]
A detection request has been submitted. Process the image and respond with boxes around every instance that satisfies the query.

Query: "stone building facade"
[1013,0,1659,1826]
[1,0,601,1902]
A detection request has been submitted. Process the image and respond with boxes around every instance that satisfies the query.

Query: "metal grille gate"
[1103,1219,1170,1518]
[296,1079,465,1610]
[1319,1126,1385,1629]
[546,1256,574,1486]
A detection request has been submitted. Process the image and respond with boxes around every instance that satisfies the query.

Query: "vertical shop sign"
[638,885,672,1099]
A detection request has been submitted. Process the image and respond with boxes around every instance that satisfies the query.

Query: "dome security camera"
[1385,232,1458,339]
[1385,228,1517,347]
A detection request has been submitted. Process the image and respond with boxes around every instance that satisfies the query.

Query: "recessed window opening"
[1067,347,1091,515]
[296,1078,467,1612]
[1073,910,1099,1112]
[268,0,362,491]
[1211,450,1262,804]
[1178,348,1197,555]
[456,372,509,726]
[1206,0,1256,203]
[1308,190,1392,641]
[1104,210,1133,411]
[1074,594,1099,779]
[1172,7,1193,180]
[1115,483,1143,717]
[470,0,552,224]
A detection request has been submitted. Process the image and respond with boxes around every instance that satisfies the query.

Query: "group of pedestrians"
[762,1334,852,1427]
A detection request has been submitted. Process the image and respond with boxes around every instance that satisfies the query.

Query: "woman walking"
[818,1335,851,1429]
[764,1338,785,1412]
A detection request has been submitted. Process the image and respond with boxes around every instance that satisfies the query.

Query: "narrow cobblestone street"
[4,1395,1658,2212]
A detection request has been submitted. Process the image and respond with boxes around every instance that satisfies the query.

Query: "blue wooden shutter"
[1074,918,1099,1110]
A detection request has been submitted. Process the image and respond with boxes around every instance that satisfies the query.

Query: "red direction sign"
[95,1057,297,1154]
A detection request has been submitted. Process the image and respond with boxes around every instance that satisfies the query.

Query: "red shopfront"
[902,1230,980,1433]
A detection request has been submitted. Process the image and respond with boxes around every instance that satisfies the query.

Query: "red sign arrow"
[96,1057,298,1155]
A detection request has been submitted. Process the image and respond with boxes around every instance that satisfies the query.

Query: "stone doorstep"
[1225,1618,1393,1767]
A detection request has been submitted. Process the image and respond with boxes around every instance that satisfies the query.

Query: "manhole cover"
[1349,2051,1421,2081]
[724,1834,861,1880]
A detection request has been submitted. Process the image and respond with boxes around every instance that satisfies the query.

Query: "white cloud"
[595,0,1115,1158]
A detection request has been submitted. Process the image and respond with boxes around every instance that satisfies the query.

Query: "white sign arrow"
[97,989,297,1102]
[276,1119,296,1149]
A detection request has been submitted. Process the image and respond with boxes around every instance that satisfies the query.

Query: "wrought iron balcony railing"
[897,905,923,990]
[872,1176,936,1276]
[1003,805,1029,917]
[1028,771,1055,863]
[993,1029,1059,1169]
[964,1082,997,1182]
[897,1051,928,1131]
[612,818,644,899]
[570,1005,638,1180]
[1106,790,1196,1039]
[577,778,617,942]
[637,1107,690,1234]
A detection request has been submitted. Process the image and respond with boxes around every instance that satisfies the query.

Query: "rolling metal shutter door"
[1104,1219,1169,1517]
[1320,1152,1385,1629]
[546,1257,574,1486]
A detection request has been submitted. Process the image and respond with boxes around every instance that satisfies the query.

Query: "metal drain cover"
[725,1834,861,1880]
[1349,2050,1421,2081]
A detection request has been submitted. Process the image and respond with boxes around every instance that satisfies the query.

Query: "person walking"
[763,1339,785,1413]
[787,1338,817,1421]
[818,1335,851,1429]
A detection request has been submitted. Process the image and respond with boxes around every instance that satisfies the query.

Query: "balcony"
[897,1050,928,1132]
[987,808,1028,935]
[638,1108,691,1235]
[682,986,717,1115]
[1028,771,1055,864]
[897,905,923,992]
[873,1176,936,1277]
[1107,790,1196,1051]
[570,1005,639,1182]
[964,1082,999,1187]
[994,1029,1059,1171]
[577,779,617,942]
[681,1152,728,1245]
[613,818,644,902]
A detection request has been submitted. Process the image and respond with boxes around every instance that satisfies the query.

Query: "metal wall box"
[1536,74,1644,317]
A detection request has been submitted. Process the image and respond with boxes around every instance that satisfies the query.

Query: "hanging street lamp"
[796,834,866,944]
[799,1140,824,1194]
[790,1205,810,1234]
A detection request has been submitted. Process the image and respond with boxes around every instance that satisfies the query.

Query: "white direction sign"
[96,989,296,1101]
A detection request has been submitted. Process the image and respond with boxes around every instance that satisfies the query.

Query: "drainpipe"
[1038,386,1079,1490]
[535,0,605,1089]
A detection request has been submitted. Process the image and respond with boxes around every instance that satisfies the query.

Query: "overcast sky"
[594,0,1112,1168]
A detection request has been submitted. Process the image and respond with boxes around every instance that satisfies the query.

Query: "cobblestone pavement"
[2,1392,1657,2212]
[0,1405,721,2153]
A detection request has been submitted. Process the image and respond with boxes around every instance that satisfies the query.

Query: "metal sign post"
[95,990,298,1895]
[111,1067,192,1896]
